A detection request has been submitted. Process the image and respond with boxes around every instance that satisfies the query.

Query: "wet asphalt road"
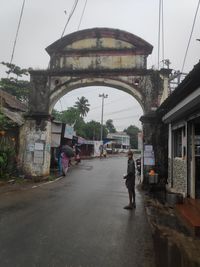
[0,157,155,267]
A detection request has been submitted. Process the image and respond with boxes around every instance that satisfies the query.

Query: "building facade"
[161,61,200,199]
[107,132,130,151]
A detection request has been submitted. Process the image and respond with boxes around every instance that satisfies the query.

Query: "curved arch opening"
[53,85,143,132]
[49,77,144,114]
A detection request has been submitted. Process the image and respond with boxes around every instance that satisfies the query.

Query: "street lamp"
[99,93,108,141]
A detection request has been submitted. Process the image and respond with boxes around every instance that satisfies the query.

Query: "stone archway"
[19,28,170,177]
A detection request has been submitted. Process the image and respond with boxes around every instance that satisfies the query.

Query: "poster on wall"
[64,124,75,139]
[144,145,155,166]
[51,133,61,147]
[34,151,44,164]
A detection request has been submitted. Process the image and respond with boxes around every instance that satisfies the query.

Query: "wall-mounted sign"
[34,142,44,151]
[144,145,155,166]
[145,145,153,151]
[64,124,75,139]
[34,151,44,164]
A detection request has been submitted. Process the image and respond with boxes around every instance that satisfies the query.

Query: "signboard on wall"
[51,133,61,147]
[51,122,62,133]
[144,145,155,166]
[64,124,75,139]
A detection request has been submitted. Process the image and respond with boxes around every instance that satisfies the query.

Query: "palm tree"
[74,96,90,118]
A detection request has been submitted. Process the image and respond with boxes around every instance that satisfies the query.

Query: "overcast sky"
[0,0,200,130]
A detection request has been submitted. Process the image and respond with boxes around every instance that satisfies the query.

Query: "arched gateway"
[19,28,170,177]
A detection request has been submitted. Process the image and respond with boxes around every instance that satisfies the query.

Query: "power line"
[157,0,165,69]
[89,95,130,111]
[161,0,165,68]
[181,0,200,73]
[59,0,80,111]
[102,106,138,116]
[87,113,141,121]
[77,0,88,30]
[104,114,141,121]
[157,0,162,69]
[9,0,26,66]
[61,0,79,38]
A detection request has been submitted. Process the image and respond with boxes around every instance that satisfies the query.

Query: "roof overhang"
[162,87,200,123]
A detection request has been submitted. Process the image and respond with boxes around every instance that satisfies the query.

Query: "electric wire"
[9,0,26,67]
[78,0,88,30]
[87,112,141,121]
[181,0,200,73]
[61,0,79,38]
[102,106,139,116]
[59,0,79,111]
[161,0,165,68]
[157,0,162,69]
[104,114,141,121]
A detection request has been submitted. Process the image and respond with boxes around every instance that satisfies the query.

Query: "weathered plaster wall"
[18,119,51,177]
[168,158,187,195]
[53,54,146,70]
[64,37,135,50]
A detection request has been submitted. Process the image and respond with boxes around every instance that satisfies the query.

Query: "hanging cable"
[9,0,26,66]
[181,0,200,73]
[77,0,88,30]
[157,0,162,69]
[61,0,79,38]
[58,0,79,111]
[161,0,165,68]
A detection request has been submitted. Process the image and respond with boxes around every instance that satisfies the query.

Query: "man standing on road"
[123,151,136,210]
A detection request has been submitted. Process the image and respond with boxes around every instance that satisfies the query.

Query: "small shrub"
[0,136,16,179]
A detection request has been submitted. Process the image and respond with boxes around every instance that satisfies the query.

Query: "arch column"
[140,112,168,185]
[18,72,52,178]
[18,117,52,178]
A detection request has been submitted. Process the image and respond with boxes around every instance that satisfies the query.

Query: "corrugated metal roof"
[0,89,27,112]
[1,107,25,126]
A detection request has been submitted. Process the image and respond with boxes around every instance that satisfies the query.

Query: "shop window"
[173,128,182,157]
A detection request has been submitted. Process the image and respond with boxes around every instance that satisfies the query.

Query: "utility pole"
[99,93,108,141]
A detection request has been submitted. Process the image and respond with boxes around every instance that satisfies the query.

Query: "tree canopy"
[74,96,90,118]
[124,125,140,149]
[0,62,30,103]
[106,119,116,133]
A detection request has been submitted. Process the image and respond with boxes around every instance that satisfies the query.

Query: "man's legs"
[124,190,134,210]
[128,190,133,206]
[132,186,136,208]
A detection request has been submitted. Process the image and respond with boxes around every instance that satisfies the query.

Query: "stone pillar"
[18,118,51,178]
[140,112,168,185]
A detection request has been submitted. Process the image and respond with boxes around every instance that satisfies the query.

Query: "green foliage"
[124,125,140,149]
[0,136,16,179]
[84,120,108,140]
[74,96,90,117]
[60,107,80,125]
[1,62,29,77]
[51,109,63,121]
[0,62,30,102]
[106,119,116,133]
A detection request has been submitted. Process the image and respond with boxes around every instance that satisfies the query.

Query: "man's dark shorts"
[125,177,135,191]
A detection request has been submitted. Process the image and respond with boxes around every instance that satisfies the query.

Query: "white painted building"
[107,132,130,151]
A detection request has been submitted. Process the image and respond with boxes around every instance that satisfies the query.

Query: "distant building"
[107,132,130,152]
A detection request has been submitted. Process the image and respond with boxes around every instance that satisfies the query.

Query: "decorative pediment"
[46,28,153,55]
